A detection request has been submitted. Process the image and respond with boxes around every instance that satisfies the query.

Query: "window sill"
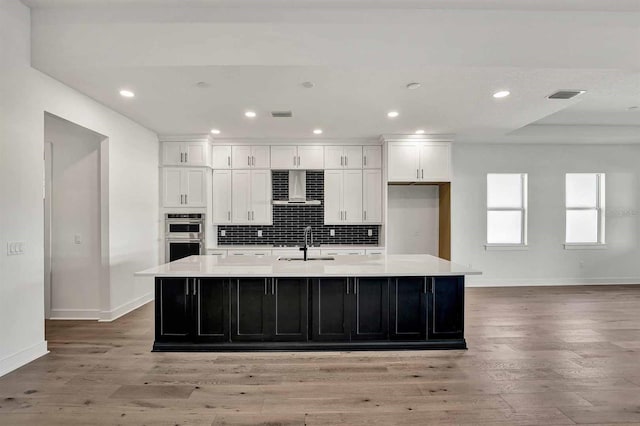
[564,243,607,250]
[485,244,529,251]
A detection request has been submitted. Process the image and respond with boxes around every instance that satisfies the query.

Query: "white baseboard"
[0,341,49,378]
[49,308,100,320]
[466,277,640,287]
[99,291,153,322]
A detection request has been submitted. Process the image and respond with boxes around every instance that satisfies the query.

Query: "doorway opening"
[43,113,109,320]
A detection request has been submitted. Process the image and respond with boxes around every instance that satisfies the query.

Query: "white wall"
[452,143,640,286]
[45,115,103,319]
[0,0,159,377]
[387,185,439,255]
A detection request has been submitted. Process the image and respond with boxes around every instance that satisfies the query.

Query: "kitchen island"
[136,254,480,352]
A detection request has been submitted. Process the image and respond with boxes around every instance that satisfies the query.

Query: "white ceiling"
[24,0,640,142]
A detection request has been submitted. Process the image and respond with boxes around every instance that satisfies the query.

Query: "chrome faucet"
[300,226,313,261]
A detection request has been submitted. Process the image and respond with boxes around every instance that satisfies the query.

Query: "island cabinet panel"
[389,277,427,340]
[194,279,229,343]
[428,276,464,340]
[272,278,308,341]
[351,278,389,341]
[231,278,270,341]
[156,278,192,341]
[311,278,351,341]
[231,278,309,342]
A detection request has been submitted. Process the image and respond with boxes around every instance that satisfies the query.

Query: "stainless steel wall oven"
[165,213,205,262]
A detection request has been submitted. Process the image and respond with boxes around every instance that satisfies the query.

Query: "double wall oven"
[165,213,205,262]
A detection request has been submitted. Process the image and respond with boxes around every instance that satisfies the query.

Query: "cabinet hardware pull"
[364,156,367,166]
[345,211,347,221]
[252,156,255,166]
[293,156,296,166]
[297,156,300,166]
[272,280,275,295]
[227,156,230,166]
[417,169,419,179]
[248,156,250,166]
[247,211,250,221]
[185,153,188,163]
[340,156,344,166]
[185,194,187,204]
[424,280,427,294]
[264,280,268,295]
[180,152,183,162]
[431,277,435,293]
[185,281,189,296]
[227,211,231,221]
[193,279,197,296]
[345,156,348,166]
[354,280,358,295]
[422,169,424,179]
[346,280,350,294]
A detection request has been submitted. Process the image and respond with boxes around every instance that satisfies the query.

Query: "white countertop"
[136,254,481,278]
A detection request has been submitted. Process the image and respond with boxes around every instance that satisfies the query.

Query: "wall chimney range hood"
[272,170,321,206]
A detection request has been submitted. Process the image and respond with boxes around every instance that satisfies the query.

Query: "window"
[565,173,605,245]
[486,173,527,246]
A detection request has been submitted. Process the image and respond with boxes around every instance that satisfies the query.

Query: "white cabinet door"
[324,146,344,169]
[232,146,252,169]
[387,142,421,182]
[212,170,232,224]
[298,145,324,169]
[270,145,297,169]
[162,143,183,166]
[342,169,363,223]
[250,169,272,224]
[363,169,382,224]
[162,168,183,207]
[231,170,251,223]
[251,145,270,169]
[324,170,343,224]
[363,145,382,169]
[185,142,208,167]
[419,143,451,182]
[184,169,207,207]
[211,145,232,169]
[343,146,363,169]
[321,248,366,256]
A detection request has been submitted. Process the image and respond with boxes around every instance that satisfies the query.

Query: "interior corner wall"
[451,143,640,287]
[0,0,159,377]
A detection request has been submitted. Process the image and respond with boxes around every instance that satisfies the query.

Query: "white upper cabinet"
[162,141,210,167]
[162,168,207,208]
[363,145,382,169]
[231,169,272,225]
[271,145,324,169]
[232,145,270,169]
[387,141,451,182]
[363,169,382,224]
[324,169,363,225]
[297,145,324,169]
[211,145,232,169]
[212,169,232,224]
[325,146,362,169]
[270,146,298,169]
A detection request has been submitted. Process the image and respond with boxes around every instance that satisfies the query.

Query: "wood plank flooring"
[1,285,640,425]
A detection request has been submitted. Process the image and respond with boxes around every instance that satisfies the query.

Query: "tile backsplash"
[217,170,380,246]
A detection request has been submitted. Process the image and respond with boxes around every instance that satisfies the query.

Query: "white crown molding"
[380,134,455,143]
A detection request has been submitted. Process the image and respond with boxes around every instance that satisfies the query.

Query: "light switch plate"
[330,229,335,237]
[7,242,25,256]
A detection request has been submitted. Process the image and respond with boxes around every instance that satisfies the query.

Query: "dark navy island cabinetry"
[154,274,466,351]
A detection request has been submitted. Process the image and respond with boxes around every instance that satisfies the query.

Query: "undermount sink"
[278,256,335,261]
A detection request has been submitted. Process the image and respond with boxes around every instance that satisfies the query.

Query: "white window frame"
[564,173,606,249]
[485,173,528,249]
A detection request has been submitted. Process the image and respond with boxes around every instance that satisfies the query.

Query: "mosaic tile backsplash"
[217,170,380,246]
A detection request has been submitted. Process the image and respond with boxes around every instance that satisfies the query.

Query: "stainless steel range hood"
[272,170,321,206]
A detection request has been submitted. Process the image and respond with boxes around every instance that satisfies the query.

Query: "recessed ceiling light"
[119,89,135,98]
[415,129,425,134]
[210,129,221,134]
[493,90,510,98]
[387,111,399,118]
[301,81,315,89]
[406,82,422,90]
[245,111,257,118]
[313,129,323,135]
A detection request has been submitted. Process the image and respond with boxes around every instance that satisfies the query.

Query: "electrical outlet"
[367,229,373,237]
[330,229,335,237]
[220,230,226,237]
[257,230,263,237]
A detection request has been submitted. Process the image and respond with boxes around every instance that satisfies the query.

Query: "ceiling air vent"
[547,90,586,100]
[271,111,293,118]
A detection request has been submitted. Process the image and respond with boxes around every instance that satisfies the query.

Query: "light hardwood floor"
[1,285,640,425]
